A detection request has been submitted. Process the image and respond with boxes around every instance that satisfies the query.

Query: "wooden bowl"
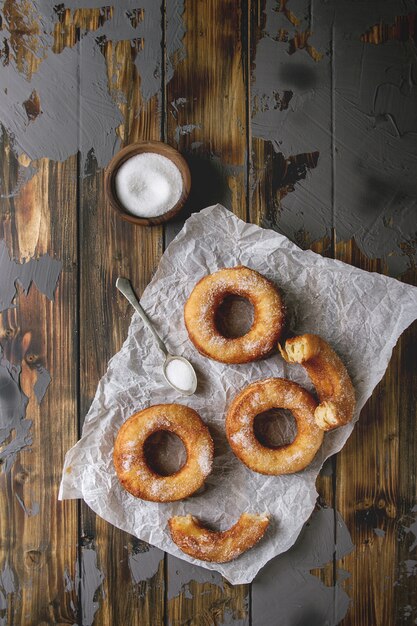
[105,141,191,226]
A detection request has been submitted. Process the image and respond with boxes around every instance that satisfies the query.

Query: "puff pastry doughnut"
[168,513,270,562]
[226,378,324,475]
[184,266,285,364]
[113,404,214,502]
[279,334,355,431]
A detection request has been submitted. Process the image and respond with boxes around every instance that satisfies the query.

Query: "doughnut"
[279,334,355,431]
[226,378,324,475]
[168,512,270,562]
[113,404,214,502]
[184,266,285,364]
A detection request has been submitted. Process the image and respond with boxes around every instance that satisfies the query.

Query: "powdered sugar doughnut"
[226,378,324,475]
[184,266,285,364]
[168,512,270,562]
[113,404,214,502]
[279,333,356,431]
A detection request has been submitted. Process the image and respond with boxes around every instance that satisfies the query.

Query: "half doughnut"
[184,266,285,364]
[113,404,214,502]
[226,378,324,475]
[168,513,270,562]
[279,334,355,431]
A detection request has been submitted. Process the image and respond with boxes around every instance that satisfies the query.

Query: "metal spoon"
[116,277,197,396]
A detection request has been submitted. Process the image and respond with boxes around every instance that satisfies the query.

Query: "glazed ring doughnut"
[226,378,324,475]
[279,334,356,431]
[113,404,214,502]
[168,512,270,562]
[184,266,285,364]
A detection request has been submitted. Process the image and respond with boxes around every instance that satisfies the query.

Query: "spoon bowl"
[163,354,197,396]
[116,277,197,396]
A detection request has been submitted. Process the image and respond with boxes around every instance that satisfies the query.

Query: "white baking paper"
[59,204,417,584]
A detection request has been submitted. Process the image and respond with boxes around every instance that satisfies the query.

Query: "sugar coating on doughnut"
[226,378,324,475]
[278,334,355,431]
[113,404,214,502]
[168,512,270,562]
[184,266,285,364]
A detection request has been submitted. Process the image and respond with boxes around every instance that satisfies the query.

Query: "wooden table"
[1,1,416,624]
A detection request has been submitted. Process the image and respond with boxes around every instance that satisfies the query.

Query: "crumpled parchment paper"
[59,204,417,584]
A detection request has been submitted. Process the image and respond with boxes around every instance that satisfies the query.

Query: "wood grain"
[1,1,416,624]
[335,241,417,626]
[164,0,249,244]
[0,143,79,622]
[249,0,337,612]
[77,10,165,624]
[165,0,250,623]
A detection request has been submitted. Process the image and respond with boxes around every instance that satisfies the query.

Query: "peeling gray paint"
[166,0,186,85]
[128,543,163,585]
[405,505,417,551]
[0,240,62,312]
[76,547,105,626]
[251,0,333,246]
[15,492,40,517]
[220,609,248,626]
[0,560,19,626]
[0,239,61,471]
[403,560,417,577]
[33,366,51,403]
[0,34,121,169]
[174,123,202,146]
[394,505,417,620]
[63,567,78,618]
[251,0,417,273]
[167,555,224,601]
[0,151,37,200]
[64,547,105,626]
[170,97,187,117]
[0,347,30,472]
[0,0,186,175]
[337,568,351,583]
[252,508,353,626]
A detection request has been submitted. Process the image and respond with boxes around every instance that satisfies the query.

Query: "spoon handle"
[116,277,168,357]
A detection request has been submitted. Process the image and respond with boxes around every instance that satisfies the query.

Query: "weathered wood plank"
[335,241,417,626]
[77,5,166,625]
[249,0,337,620]
[249,0,333,249]
[164,0,248,243]
[165,0,250,623]
[0,144,79,623]
[332,1,417,622]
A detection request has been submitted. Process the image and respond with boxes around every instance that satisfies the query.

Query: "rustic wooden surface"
[0,1,416,625]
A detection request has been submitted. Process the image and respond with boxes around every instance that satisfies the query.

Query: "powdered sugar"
[198,446,212,476]
[115,152,183,217]
[165,358,195,392]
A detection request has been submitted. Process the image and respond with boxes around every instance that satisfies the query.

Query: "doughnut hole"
[253,408,297,448]
[144,431,187,476]
[214,295,254,338]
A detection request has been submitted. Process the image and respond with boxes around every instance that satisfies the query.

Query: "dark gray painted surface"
[0,347,30,473]
[251,0,417,273]
[0,0,184,182]
[0,238,61,470]
[0,240,62,312]
[33,365,51,403]
[252,508,354,626]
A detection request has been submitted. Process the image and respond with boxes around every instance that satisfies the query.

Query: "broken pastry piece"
[279,333,355,431]
[168,513,270,563]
